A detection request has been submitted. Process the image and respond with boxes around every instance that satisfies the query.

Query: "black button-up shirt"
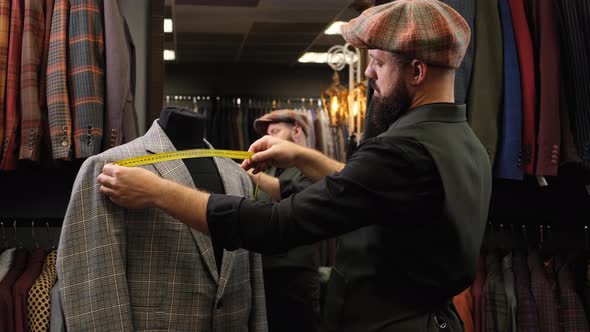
[207,121,443,254]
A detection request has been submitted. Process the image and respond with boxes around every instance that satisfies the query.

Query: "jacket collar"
[388,103,467,130]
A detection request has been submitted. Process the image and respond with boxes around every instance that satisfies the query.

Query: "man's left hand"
[98,163,163,209]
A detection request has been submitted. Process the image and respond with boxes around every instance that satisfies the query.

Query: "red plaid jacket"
[1,0,24,170]
[0,0,9,159]
[19,0,47,161]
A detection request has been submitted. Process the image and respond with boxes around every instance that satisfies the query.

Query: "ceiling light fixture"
[164,18,173,33]
[324,21,345,35]
[298,52,358,64]
[163,49,176,61]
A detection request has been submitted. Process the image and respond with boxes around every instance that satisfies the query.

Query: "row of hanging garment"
[454,0,590,179]
[0,0,139,171]
[0,220,62,332]
[453,224,590,332]
[164,95,352,163]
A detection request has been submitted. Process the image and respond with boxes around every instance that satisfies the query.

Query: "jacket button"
[216,299,223,309]
[434,314,447,329]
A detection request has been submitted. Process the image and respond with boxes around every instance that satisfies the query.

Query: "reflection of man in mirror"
[248,110,320,332]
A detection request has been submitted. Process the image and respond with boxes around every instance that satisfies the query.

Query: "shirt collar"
[388,103,467,130]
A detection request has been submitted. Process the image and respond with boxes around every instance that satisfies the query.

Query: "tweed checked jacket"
[68,0,105,158]
[56,121,268,332]
[46,0,71,159]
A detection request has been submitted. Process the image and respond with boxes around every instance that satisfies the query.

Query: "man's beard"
[370,78,412,132]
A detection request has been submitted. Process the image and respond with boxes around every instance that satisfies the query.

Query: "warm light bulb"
[331,96,339,113]
[352,100,359,117]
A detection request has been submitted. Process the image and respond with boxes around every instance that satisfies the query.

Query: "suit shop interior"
[0,0,590,331]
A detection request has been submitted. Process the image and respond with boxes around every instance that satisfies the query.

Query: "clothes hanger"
[31,220,39,250]
[13,219,23,249]
[46,221,56,250]
[0,219,6,253]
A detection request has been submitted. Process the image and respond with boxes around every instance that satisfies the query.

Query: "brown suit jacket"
[102,0,138,150]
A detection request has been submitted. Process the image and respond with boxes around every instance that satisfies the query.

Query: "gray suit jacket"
[56,120,267,331]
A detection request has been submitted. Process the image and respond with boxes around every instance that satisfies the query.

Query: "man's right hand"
[241,135,303,174]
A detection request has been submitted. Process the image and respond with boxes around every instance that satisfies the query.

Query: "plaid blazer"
[0,0,24,170]
[102,0,138,151]
[483,253,510,332]
[513,251,540,331]
[555,255,590,332]
[0,0,9,159]
[56,120,267,332]
[19,0,46,161]
[68,0,104,158]
[528,251,560,332]
[46,0,71,159]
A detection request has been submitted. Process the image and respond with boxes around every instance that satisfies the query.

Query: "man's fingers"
[99,185,116,197]
[97,173,117,188]
[102,163,119,176]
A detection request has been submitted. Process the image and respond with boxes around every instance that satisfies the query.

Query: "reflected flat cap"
[341,0,470,68]
[254,109,311,137]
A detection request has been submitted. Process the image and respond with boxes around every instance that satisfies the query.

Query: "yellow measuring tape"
[114,149,253,167]
[114,149,261,198]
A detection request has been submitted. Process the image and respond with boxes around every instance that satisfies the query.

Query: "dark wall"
[165,62,336,98]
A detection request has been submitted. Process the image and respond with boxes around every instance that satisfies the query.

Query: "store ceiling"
[165,0,363,64]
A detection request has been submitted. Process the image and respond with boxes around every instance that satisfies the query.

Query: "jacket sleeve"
[56,156,133,331]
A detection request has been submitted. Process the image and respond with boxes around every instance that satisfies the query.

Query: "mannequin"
[158,106,225,272]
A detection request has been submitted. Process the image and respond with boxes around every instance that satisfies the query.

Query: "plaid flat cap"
[341,0,471,68]
[254,109,311,137]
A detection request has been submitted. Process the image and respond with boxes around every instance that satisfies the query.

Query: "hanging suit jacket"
[509,0,537,175]
[56,120,267,331]
[483,253,510,332]
[1,0,24,170]
[555,255,590,332]
[26,250,57,332]
[495,0,524,180]
[68,0,104,158]
[0,0,9,159]
[46,0,71,159]
[513,251,540,331]
[467,0,503,165]
[19,0,46,161]
[102,0,138,150]
[528,251,560,332]
[439,0,474,104]
[555,0,590,168]
[532,0,561,176]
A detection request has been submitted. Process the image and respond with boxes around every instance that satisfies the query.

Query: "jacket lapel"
[205,139,237,294]
[143,121,221,283]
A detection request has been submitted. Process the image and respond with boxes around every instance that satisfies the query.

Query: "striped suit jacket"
[56,120,267,332]
[439,0,474,104]
[19,0,46,161]
[46,0,71,159]
[102,0,138,151]
[0,0,9,159]
[1,0,24,170]
[556,0,590,168]
[68,0,104,158]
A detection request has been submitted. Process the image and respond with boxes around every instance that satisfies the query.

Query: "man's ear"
[409,59,427,86]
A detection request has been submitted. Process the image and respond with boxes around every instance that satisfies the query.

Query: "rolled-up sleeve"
[207,136,442,254]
